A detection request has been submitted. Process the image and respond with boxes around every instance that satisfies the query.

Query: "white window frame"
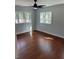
[15,11,31,24]
[40,11,52,24]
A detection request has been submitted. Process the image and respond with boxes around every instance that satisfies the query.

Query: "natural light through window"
[40,11,52,24]
[15,11,31,24]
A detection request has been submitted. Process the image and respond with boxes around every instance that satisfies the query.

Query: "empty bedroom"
[15,0,64,59]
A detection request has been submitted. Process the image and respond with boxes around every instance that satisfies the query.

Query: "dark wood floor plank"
[17,31,64,59]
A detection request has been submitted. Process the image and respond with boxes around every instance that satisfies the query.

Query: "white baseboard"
[16,29,64,38]
[16,30,30,35]
[35,29,64,38]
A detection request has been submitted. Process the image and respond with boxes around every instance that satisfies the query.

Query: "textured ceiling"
[15,0,64,6]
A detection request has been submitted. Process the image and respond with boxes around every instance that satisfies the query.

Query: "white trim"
[16,30,30,35]
[36,29,64,38]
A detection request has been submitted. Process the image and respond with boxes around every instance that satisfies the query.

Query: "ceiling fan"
[32,0,45,9]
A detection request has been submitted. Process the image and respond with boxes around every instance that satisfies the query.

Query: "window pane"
[40,12,52,24]
[15,19,18,23]
[24,12,31,23]
[46,12,52,24]
[15,12,19,24]
[40,13,44,23]
[15,11,31,24]
[19,12,25,23]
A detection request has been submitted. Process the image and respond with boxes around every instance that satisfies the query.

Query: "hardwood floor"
[17,31,64,59]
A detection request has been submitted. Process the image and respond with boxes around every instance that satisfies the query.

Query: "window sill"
[15,22,31,25]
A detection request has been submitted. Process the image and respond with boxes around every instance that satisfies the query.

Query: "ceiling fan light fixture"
[33,7,38,9]
[33,3,38,9]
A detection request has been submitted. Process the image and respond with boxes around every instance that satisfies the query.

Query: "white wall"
[36,4,64,38]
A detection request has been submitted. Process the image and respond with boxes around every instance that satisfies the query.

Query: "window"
[15,11,31,24]
[24,12,31,23]
[15,12,19,23]
[40,11,52,24]
[19,12,25,23]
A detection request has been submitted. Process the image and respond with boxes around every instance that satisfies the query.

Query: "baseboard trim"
[16,31,30,36]
[16,30,64,39]
[16,30,30,35]
[33,30,64,39]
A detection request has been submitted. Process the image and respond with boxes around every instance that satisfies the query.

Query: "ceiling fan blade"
[37,6,42,8]
[37,5,45,8]
[38,5,45,7]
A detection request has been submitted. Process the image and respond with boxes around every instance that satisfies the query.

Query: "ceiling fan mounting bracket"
[33,0,45,9]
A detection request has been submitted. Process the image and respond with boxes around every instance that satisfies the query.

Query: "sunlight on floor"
[44,37,54,40]
[38,38,53,55]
